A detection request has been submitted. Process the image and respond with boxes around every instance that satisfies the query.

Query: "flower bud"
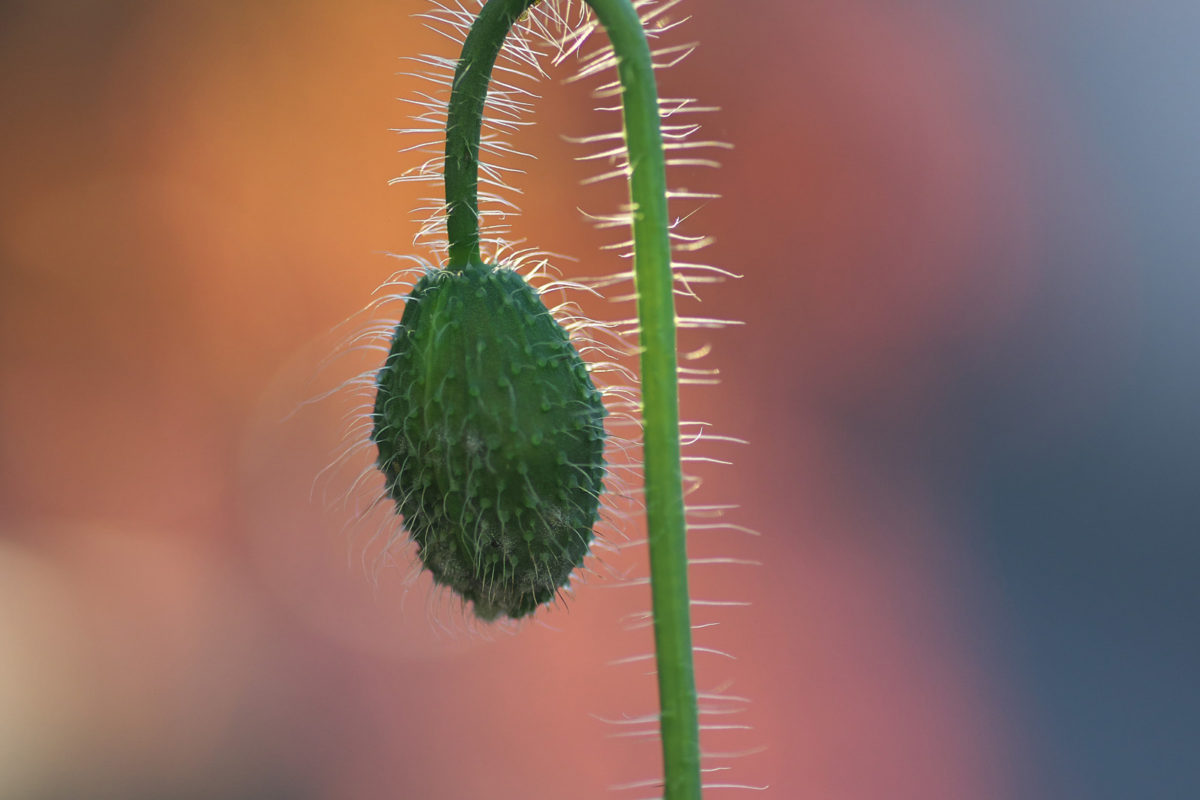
[372,264,607,620]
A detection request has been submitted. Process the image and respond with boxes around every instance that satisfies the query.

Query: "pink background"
[2,2,1195,798]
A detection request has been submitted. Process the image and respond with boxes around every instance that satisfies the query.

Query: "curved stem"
[443,2,699,797]
[444,0,538,269]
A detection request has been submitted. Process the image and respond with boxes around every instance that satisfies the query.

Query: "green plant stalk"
[444,0,539,270]
[579,3,699,798]
[443,1,699,797]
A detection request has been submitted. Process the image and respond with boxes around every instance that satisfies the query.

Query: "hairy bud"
[372,263,606,620]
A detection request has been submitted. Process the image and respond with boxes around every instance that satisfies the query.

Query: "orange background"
[2,2,1196,798]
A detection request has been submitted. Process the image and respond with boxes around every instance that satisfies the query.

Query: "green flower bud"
[372,263,607,620]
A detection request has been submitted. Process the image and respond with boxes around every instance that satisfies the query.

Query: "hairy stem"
[579,2,699,797]
[443,1,699,797]
[444,0,539,270]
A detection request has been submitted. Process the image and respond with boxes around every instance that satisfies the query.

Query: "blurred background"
[1,1,1197,798]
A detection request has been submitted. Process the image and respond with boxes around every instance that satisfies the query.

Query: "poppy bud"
[372,263,607,620]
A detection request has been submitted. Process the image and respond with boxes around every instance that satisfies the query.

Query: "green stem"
[444,0,539,269]
[444,2,699,797]
[578,3,699,798]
